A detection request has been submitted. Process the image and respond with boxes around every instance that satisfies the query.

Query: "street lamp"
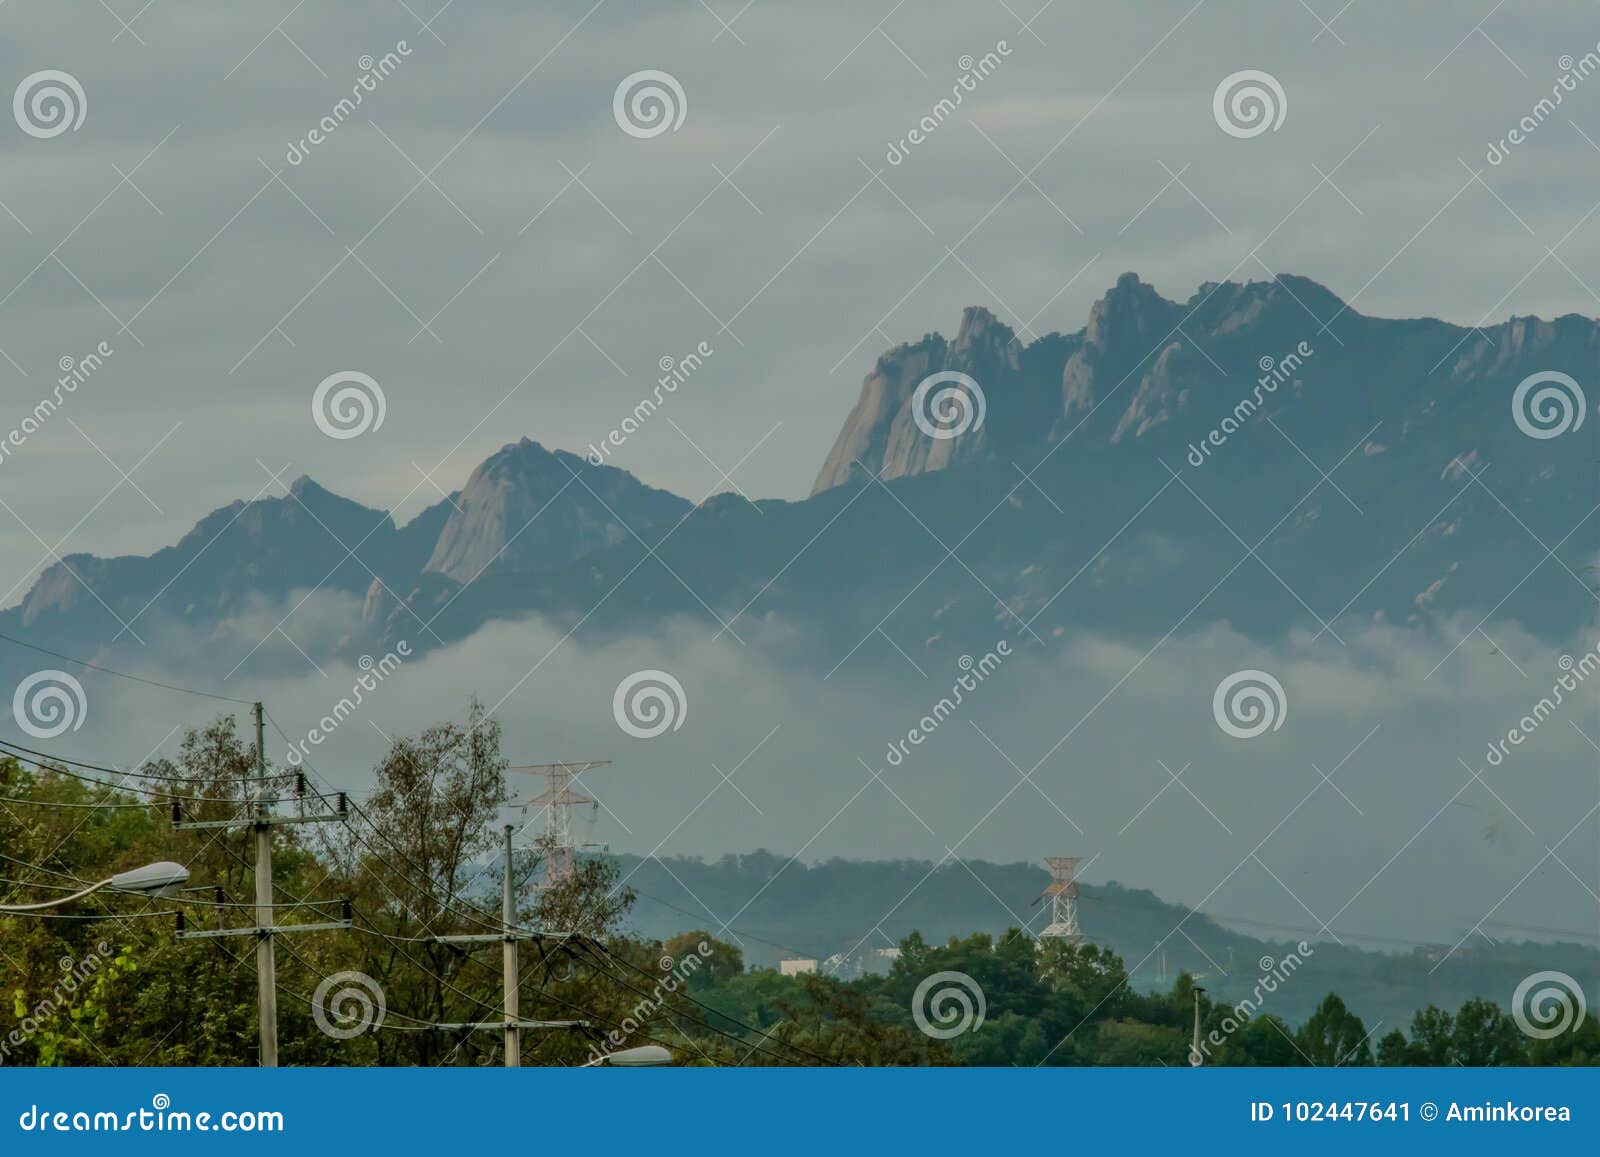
[0,861,189,912]
[1189,984,1207,1067]
[582,1045,673,1067]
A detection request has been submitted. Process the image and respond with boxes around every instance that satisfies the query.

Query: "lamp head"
[592,1045,672,1067]
[109,861,189,898]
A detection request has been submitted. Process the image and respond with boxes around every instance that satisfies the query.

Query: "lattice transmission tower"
[509,761,611,884]
[1039,856,1083,945]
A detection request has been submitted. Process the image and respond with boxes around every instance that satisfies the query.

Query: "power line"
[0,752,290,807]
[0,732,291,783]
[0,734,288,792]
[171,702,350,1067]
[0,850,104,886]
[210,752,587,1045]
[1197,911,1454,950]
[0,907,178,921]
[0,632,254,704]
[0,705,684,1063]
[272,781,632,1061]
[578,939,836,1066]
[253,709,800,1061]
[264,769,740,1063]
[273,936,684,1063]
[574,942,798,1065]
[631,887,815,960]
[272,933,511,1036]
[0,793,155,810]
[262,709,513,939]
[200,826,520,1038]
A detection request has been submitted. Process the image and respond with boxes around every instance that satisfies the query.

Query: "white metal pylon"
[509,762,610,884]
[1039,856,1083,945]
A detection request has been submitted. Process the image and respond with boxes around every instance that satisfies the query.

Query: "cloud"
[5,3,1600,957]
[23,604,1592,946]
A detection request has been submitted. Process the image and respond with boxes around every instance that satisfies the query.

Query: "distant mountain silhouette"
[5,273,1596,679]
[616,851,1600,1033]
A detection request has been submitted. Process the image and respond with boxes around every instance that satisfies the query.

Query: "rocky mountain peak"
[16,269,1600,683]
[1083,272,1179,351]
[809,305,1025,495]
[813,272,1428,491]
[951,305,1013,354]
[422,438,690,584]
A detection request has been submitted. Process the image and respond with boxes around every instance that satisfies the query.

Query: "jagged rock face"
[815,270,1588,491]
[811,307,1035,494]
[9,270,1600,680]
[814,273,1241,492]
[1445,314,1595,386]
[1059,272,1187,438]
[423,438,691,584]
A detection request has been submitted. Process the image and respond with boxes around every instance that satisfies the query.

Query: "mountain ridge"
[619,851,1600,1032]
[6,271,1597,677]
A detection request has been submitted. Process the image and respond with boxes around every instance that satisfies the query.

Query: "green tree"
[1296,993,1374,1065]
[1450,997,1526,1066]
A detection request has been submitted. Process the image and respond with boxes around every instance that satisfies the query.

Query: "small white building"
[779,957,818,976]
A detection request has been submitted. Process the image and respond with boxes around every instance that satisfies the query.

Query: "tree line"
[0,705,1594,1066]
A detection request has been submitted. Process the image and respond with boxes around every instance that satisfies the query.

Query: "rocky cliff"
[423,438,690,584]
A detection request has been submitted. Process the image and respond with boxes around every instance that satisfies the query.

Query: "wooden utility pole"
[430,822,587,1065]
[253,702,277,1066]
[501,824,520,1066]
[173,700,351,1067]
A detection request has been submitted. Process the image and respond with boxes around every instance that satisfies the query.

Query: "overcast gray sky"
[3,0,1600,597]
[5,2,1600,949]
